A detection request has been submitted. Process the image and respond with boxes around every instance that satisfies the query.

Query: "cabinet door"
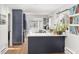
[12,9,23,44]
[28,36,65,54]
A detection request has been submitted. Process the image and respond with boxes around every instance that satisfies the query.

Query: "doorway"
[8,13,10,47]
[23,13,26,43]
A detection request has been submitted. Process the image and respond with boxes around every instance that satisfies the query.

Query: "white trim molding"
[0,48,8,54]
[65,47,76,54]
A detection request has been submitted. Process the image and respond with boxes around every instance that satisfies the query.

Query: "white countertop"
[27,32,66,37]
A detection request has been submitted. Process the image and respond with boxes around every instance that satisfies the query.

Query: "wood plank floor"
[6,39,28,54]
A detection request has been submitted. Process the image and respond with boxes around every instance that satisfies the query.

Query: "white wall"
[0,5,10,53]
[65,34,79,54]
[25,15,36,32]
[49,4,73,28]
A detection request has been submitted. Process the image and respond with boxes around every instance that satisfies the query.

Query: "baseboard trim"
[0,48,8,54]
[65,47,75,54]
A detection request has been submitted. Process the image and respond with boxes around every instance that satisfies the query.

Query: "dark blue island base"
[28,36,65,54]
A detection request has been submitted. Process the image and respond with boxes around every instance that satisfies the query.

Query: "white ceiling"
[4,4,74,15]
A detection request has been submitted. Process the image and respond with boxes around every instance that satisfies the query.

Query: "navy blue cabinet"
[12,9,23,45]
[28,36,65,54]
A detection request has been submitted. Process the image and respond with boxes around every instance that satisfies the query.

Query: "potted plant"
[54,23,68,35]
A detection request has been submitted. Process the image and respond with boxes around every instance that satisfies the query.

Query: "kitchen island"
[27,33,66,54]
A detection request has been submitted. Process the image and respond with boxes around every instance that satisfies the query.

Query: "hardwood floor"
[6,39,28,54]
